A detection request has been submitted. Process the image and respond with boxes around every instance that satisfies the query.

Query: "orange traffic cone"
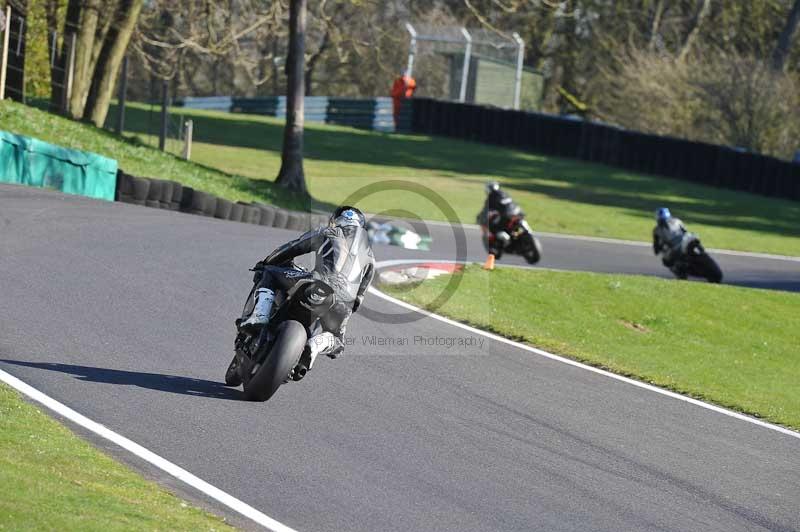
[482,253,495,270]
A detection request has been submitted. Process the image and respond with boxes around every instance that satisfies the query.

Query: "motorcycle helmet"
[330,206,366,229]
[486,181,500,194]
[656,207,671,223]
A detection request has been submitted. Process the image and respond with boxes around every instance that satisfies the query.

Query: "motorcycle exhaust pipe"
[292,364,308,381]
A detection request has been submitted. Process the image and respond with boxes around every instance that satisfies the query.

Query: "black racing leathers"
[478,189,523,232]
[258,225,375,340]
[652,217,688,267]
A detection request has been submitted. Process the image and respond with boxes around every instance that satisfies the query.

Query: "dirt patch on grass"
[619,319,651,333]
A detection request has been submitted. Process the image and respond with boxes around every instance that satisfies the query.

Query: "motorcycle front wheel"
[243,320,307,402]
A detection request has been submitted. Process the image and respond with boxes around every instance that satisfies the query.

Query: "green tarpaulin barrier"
[0,130,117,201]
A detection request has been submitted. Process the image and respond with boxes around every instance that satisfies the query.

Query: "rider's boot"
[304,332,345,369]
[240,288,275,330]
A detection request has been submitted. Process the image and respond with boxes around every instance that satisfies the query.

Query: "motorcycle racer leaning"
[652,207,690,276]
[241,206,375,360]
[478,181,523,255]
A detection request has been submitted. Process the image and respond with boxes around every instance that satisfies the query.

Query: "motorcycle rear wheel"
[243,320,307,402]
[691,253,723,283]
[224,352,243,386]
[518,233,542,265]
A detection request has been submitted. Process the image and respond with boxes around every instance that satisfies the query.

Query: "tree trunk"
[275,0,308,197]
[50,0,81,112]
[677,0,711,63]
[86,2,117,88]
[83,0,144,127]
[771,0,800,72]
[68,0,101,118]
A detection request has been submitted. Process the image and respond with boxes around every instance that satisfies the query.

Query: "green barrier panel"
[0,130,118,201]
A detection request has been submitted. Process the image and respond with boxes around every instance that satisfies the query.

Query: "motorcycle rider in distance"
[241,206,375,361]
[653,207,690,278]
[478,181,522,257]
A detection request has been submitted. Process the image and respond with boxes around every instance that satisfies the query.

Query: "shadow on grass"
[111,102,543,177]
[110,102,800,239]
[500,179,800,238]
[1,360,242,401]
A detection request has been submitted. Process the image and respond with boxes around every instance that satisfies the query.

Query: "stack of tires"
[117,171,183,211]
[115,170,328,233]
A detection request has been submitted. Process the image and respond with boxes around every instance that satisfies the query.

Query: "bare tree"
[83,0,145,126]
[68,0,102,118]
[677,0,711,62]
[597,48,800,158]
[275,0,308,196]
[771,0,800,71]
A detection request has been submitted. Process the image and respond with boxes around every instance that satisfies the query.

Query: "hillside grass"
[0,100,308,210]
[383,265,800,430]
[1,99,797,255]
[115,101,799,256]
[0,383,234,530]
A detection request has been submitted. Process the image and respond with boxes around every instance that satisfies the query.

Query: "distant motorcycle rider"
[241,206,375,360]
[652,207,690,277]
[478,181,523,255]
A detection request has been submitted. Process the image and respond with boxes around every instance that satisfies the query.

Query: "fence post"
[512,32,524,110]
[115,55,128,135]
[63,32,76,113]
[0,6,11,101]
[158,80,168,151]
[183,120,193,160]
[50,31,57,66]
[404,23,417,77]
[15,16,23,56]
[459,28,472,103]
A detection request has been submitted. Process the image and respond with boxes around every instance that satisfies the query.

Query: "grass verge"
[115,102,799,256]
[383,265,800,430]
[0,382,233,530]
[0,100,309,210]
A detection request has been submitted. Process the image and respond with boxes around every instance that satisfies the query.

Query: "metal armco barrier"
[176,96,412,133]
[410,98,800,201]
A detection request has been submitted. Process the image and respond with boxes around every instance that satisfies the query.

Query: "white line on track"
[370,259,800,441]
[0,368,297,532]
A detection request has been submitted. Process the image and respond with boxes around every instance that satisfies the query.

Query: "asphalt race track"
[1,185,798,531]
[390,219,800,292]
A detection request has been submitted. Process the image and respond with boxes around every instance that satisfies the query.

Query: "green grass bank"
[2,98,798,255]
[0,383,232,530]
[116,102,800,256]
[383,265,800,430]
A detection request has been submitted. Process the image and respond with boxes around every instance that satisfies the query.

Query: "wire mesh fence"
[405,24,543,111]
[2,9,26,102]
[136,101,190,153]
[48,31,74,113]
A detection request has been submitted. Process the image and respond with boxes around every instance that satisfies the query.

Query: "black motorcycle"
[664,236,723,283]
[479,212,542,264]
[224,263,337,401]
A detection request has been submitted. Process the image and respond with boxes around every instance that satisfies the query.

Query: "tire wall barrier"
[115,170,324,232]
[0,130,118,201]
[409,98,800,201]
